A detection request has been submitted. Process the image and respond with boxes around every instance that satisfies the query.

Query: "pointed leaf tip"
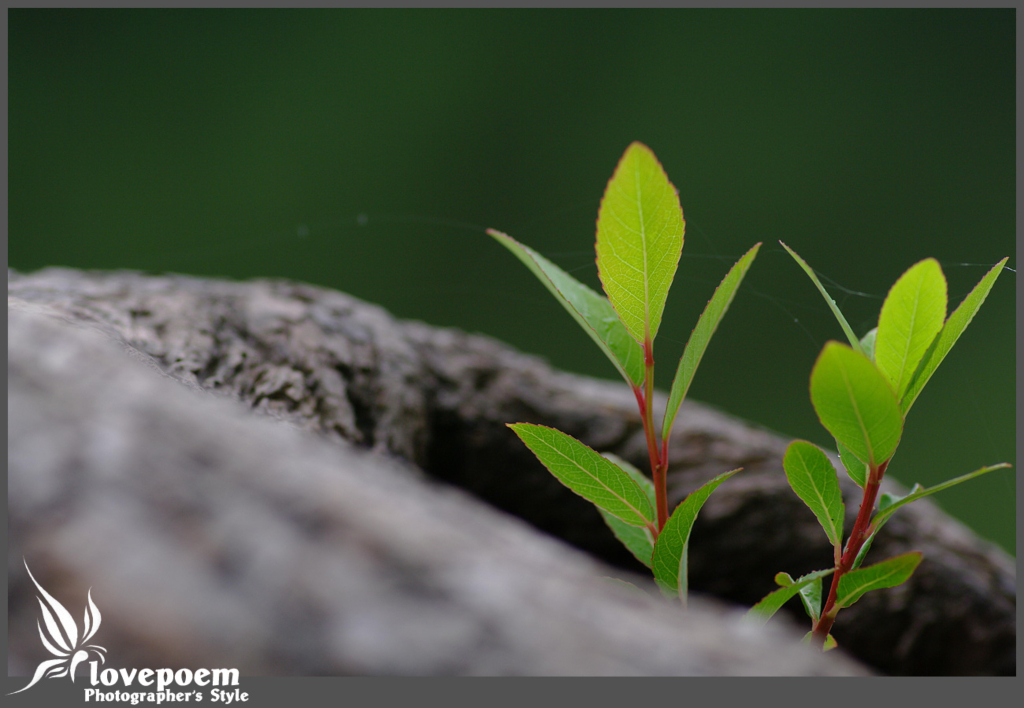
[849,472,999,569]
[836,552,922,608]
[661,243,760,440]
[487,228,644,387]
[780,242,864,354]
[596,143,684,344]
[651,468,740,604]
[864,463,1012,555]
[900,257,1008,415]
[875,258,947,400]
[746,568,834,626]
[508,423,654,528]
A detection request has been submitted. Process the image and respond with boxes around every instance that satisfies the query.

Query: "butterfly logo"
[9,559,108,695]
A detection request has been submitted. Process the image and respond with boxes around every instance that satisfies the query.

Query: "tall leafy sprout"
[488,142,760,603]
[748,247,1011,649]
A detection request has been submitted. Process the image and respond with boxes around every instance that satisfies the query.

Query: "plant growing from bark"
[487,142,760,603]
[746,244,1011,650]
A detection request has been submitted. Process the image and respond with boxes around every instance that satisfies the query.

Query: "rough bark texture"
[8,268,1015,675]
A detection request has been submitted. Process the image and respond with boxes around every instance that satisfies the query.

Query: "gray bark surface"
[8,268,1015,675]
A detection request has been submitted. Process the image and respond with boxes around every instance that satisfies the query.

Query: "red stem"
[813,459,889,644]
[639,339,669,531]
[633,382,662,530]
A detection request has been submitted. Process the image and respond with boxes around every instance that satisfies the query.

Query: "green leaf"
[661,243,761,440]
[780,241,864,355]
[900,258,1009,415]
[836,439,867,488]
[508,423,654,528]
[651,468,740,605]
[777,572,823,623]
[487,229,644,387]
[868,465,1003,540]
[599,516,655,569]
[596,142,685,344]
[654,578,677,599]
[860,328,877,362]
[745,568,834,627]
[836,552,922,608]
[597,453,657,568]
[600,453,654,497]
[783,441,845,550]
[798,575,824,624]
[850,534,875,571]
[810,342,903,467]
[875,259,947,400]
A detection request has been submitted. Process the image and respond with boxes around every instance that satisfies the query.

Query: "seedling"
[747,244,1011,650]
[487,142,760,603]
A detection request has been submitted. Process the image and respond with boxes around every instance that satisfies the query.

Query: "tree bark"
[8,268,1015,675]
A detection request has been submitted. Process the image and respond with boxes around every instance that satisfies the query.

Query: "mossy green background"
[9,9,1015,553]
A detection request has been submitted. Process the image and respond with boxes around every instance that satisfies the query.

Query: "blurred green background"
[9,9,1015,553]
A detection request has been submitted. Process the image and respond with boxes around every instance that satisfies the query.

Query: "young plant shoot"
[487,142,760,604]
[747,245,1011,649]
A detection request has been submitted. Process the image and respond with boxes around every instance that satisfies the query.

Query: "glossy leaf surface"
[836,439,867,488]
[775,572,823,624]
[651,468,739,603]
[597,453,656,567]
[811,342,903,467]
[900,258,1008,415]
[783,441,845,549]
[487,229,644,387]
[745,568,834,626]
[875,258,947,399]
[596,142,684,344]
[798,575,824,624]
[508,424,653,528]
[661,243,761,440]
[836,552,922,608]
[853,464,1011,570]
